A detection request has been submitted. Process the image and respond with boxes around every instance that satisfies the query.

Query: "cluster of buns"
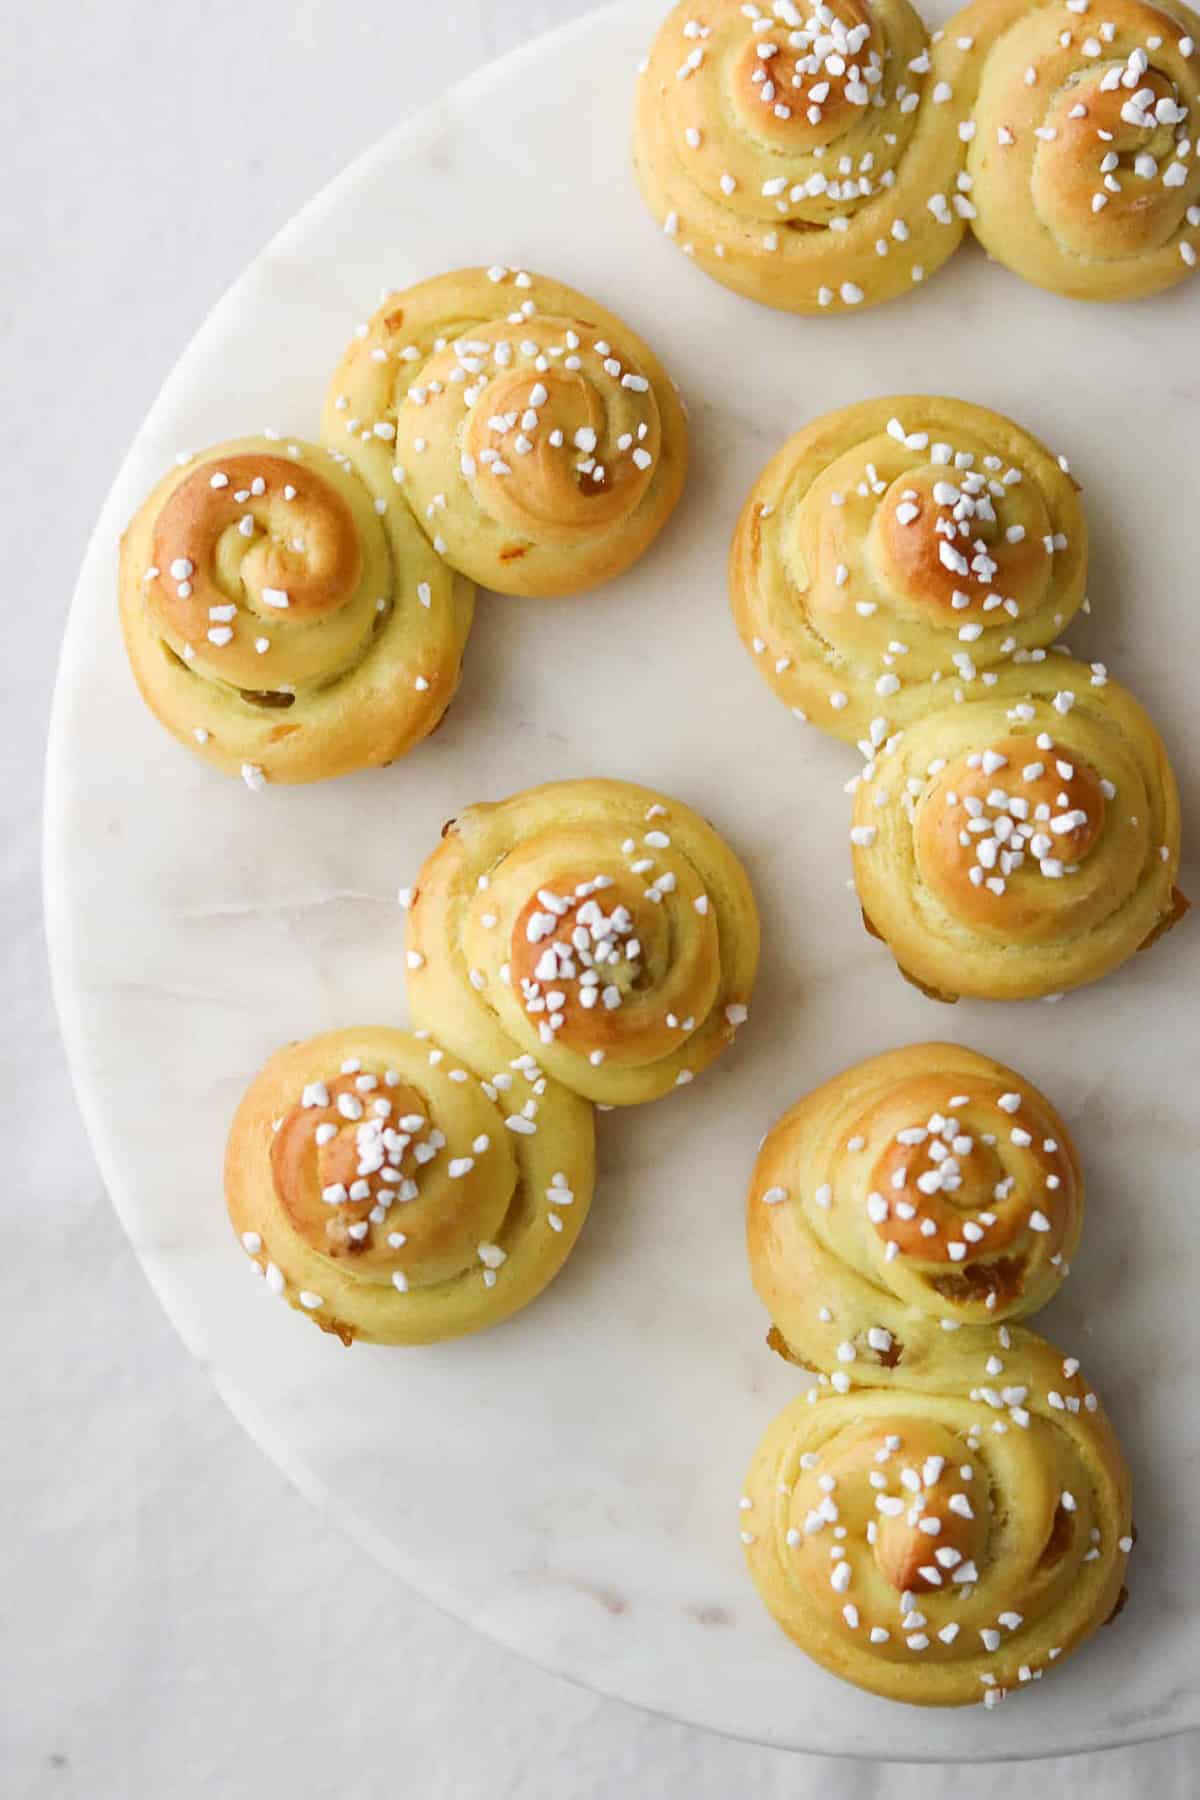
[225,778,758,1342]
[732,393,1187,1000]
[119,268,688,787]
[741,1043,1133,1707]
[119,12,1193,1722]
[634,0,1200,311]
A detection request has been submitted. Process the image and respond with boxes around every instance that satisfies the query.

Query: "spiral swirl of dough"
[730,396,1086,746]
[848,658,1186,1000]
[954,0,1200,300]
[740,1340,1132,1706]
[402,778,759,1106]
[119,435,472,784]
[748,1044,1084,1371]
[633,0,977,312]
[225,1026,594,1344]
[322,266,687,597]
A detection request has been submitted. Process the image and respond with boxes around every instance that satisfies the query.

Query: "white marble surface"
[14,0,1199,1791]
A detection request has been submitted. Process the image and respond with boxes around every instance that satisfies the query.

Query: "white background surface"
[7,1,1197,1793]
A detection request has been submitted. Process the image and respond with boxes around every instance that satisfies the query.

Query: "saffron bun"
[956,0,1200,302]
[321,265,688,597]
[730,395,1086,746]
[225,1026,594,1345]
[632,0,975,313]
[848,658,1186,1000]
[119,435,473,785]
[740,1339,1132,1707]
[403,778,759,1106]
[747,1042,1084,1372]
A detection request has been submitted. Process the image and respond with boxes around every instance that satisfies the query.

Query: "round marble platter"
[46,0,1200,1760]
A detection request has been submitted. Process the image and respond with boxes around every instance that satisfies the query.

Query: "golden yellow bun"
[850,657,1186,1000]
[632,0,975,313]
[730,396,1086,746]
[321,266,688,598]
[119,436,474,785]
[404,778,759,1106]
[741,1341,1132,1707]
[956,0,1200,301]
[748,1043,1084,1367]
[225,1025,594,1344]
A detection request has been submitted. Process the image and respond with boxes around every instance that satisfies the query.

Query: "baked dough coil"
[321,266,688,597]
[730,396,1086,746]
[403,778,760,1106]
[119,436,473,785]
[740,1347,1132,1707]
[849,657,1186,1000]
[955,0,1200,301]
[747,1043,1084,1364]
[633,0,975,313]
[226,1026,594,1344]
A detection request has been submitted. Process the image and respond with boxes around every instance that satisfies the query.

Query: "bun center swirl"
[500,856,721,1064]
[727,2,888,160]
[862,460,1055,629]
[915,731,1120,937]
[861,1071,1079,1300]
[1033,53,1192,255]
[146,450,382,692]
[448,333,660,542]
[789,1416,991,1603]
[798,427,1069,644]
[270,1059,515,1289]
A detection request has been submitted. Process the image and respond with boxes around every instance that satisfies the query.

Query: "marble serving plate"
[45,0,1200,1760]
